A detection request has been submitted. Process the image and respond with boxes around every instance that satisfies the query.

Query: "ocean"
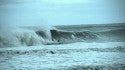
[0,23,125,70]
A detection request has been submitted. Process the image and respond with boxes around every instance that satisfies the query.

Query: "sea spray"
[0,26,20,47]
[41,24,53,41]
[19,24,55,45]
[0,25,54,47]
[13,28,46,46]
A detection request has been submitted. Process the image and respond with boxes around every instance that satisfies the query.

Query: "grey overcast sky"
[0,0,125,26]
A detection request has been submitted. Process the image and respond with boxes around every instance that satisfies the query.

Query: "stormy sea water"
[0,23,125,70]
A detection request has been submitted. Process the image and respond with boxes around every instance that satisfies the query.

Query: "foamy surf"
[0,42,125,70]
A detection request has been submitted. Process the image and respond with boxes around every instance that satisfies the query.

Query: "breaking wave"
[0,27,52,47]
[0,25,125,47]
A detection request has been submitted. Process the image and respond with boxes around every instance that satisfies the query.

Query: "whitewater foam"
[0,26,53,47]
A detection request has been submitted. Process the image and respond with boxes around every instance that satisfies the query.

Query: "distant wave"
[97,29,125,42]
[98,28,125,35]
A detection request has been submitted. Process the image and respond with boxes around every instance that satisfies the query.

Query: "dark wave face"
[50,30,98,43]
[36,30,48,39]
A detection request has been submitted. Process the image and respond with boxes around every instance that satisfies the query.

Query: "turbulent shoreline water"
[0,42,125,70]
